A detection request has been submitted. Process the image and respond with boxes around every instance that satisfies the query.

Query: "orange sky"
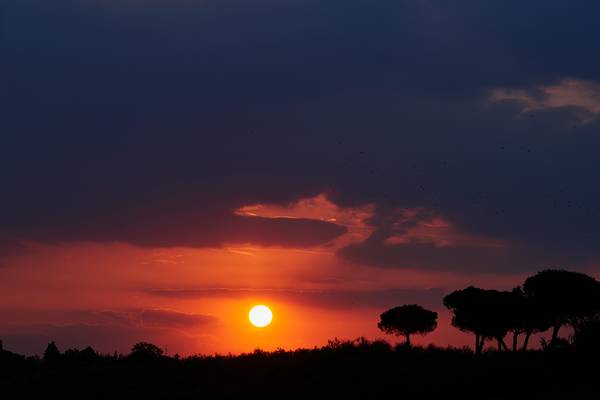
[0,194,559,356]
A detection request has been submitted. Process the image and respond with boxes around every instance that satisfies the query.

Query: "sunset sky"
[2,0,600,356]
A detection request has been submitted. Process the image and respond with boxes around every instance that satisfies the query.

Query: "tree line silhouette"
[1,269,599,398]
[378,269,600,353]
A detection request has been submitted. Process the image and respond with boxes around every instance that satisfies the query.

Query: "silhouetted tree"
[523,269,600,347]
[445,287,482,353]
[444,287,513,353]
[129,342,164,360]
[483,290,513,351]
[63,346,99,364]
[378,304,438,347]
[501,288,527,351]
[43,342,61,363]
[503,287,553,351]
[445,287,498,353]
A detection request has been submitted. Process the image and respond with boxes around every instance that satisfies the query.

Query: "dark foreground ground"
[1,339,598,399]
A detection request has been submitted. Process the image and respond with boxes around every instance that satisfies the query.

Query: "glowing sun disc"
[249,305,273,328]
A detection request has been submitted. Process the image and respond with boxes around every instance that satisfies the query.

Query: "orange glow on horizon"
[0,196,532,356]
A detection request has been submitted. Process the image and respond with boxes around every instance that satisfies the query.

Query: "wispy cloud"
[489,78,600,121]
[145,287,445,310]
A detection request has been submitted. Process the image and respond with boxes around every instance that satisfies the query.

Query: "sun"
[249,305,273,328]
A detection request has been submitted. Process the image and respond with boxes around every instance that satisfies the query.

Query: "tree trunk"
[522,331,532,351]
[405,333,411,348]
[512,332,519,352]
[496,337,509,352]
[550,325,561,347]
[478,336,486,354]
[475,333,480,355]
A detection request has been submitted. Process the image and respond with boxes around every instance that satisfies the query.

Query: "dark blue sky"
[2,0,600,273]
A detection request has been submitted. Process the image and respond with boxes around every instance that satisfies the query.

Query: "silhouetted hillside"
[0,338,597,400]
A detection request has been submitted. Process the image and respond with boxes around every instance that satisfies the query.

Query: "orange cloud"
[234,194,375,248]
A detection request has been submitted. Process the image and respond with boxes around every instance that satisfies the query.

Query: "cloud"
[340,239,557,274]
[337,203,600,273]
[0,308,218,355]
[146,287,445,311]
[11,213,347,249]
[489,78,600,121]
[337,208,523,273]
[98,309,219,329]
[2,0,600,274]
[0,308,219,330]
[235,194,375,247]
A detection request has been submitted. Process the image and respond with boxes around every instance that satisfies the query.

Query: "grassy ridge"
[1,338,597,399]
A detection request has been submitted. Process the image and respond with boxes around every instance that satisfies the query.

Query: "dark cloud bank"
[2,0,600,273]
